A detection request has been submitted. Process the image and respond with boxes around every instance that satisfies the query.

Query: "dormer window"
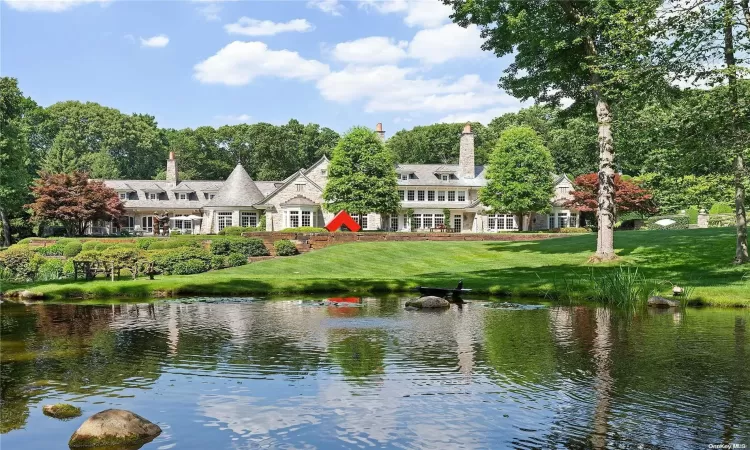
[178,193,188,200]
[399,174,408,181]
[147,193,158,200]
[119,193,128,200]
[441,174,449,181]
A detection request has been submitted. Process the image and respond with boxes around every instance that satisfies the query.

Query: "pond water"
[1,297,749,449]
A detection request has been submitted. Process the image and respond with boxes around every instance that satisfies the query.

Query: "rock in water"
[647,296,680,308]
[68,409,161,448]
[42,403,82,419]
[405,296,450,309]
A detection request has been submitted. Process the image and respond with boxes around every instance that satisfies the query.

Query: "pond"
[1,297,749,449]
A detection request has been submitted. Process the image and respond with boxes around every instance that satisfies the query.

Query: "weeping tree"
[657,0,749,263]
[444,0,664,260]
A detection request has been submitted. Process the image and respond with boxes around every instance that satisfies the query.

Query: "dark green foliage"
[709,215,735,228]
[640,173,738,212]
[81,241,99,251]
[686,206,699,225]
[709,202,734,215]
[62,241,82,258]
[170,230,182,236]
[387,122,491,165]
[210,255,225,270]
[148,248,212,275]
[147,239,199,250]
[172,259,210,275]
[36,242,66,256]
[225,252,248,267]
[323,126,400,215]
[274,239,298,256]
[36,259,65,281]
[210,238,268,257]
[136,238,157,250]
[0,247,45,281]
[645,215,689,230]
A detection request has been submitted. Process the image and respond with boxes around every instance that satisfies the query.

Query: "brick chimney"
[459,122,474,179]
[375,122,385,141]
[166,151,179,185]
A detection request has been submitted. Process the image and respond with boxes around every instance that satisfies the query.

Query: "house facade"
[98,124,579,235]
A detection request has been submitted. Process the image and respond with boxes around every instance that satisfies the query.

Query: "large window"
[570,214,578,228]
[353,214,368,229]
[457,191,466,202]
[289,211,300,228]
[423,214,434,229]
[427,190,435,201]
[448,191,456,202]
[417,190,425,201]
[141,216,153,233]
[301,210,311,227]
[434,215,445,227]
[173,220,193,233]
[241,212,258,228]
[407,190,415,201]
[398,190,405,201]
[411,214,422,230]
[549,215,556,229]
[217,212,233,231]
[390,215,398,231]
[488,214,517,231]
[437,191,445,202]
[453,215,462,232]
[558,212,569,228]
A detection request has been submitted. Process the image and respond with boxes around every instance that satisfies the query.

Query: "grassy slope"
[4,228,749,306]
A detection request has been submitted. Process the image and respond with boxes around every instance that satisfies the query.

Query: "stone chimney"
[375,122,385,141]
[166,151,178,185]
[459,122,474,179]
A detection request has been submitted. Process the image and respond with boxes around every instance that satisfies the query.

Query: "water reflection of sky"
[1,298,748,449]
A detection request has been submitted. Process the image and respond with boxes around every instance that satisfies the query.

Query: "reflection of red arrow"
[325,210,361,232]
[328,297,360,304]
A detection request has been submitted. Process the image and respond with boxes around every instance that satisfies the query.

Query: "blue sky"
[1,0,524,133]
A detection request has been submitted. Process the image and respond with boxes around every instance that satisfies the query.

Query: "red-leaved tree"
[27,171,125,236]
[565,173,658,219]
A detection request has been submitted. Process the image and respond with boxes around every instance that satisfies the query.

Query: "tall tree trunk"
[724,0,749,263]
[0,207,11,247]
[593,93,617,260]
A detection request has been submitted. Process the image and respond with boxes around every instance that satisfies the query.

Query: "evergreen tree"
[323,126,400,217]
[480,127,555,231]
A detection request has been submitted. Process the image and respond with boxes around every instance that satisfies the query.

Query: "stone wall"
[242,231,565,254]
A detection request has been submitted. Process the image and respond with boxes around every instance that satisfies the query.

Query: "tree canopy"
[323,127,400,215]
[480,126,555,231]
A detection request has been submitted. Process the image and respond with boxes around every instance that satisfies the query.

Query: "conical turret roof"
[206,164,265,207]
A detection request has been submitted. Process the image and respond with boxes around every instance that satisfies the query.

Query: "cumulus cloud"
[140,35,169,48]
[408,23,485,64]
[307,0,344,16]
[359,0,452,28]
[332,37,408,65]
[316,65,521,114]
[225,17,314,36]
[2,0,109,12]
[194,41,330,86]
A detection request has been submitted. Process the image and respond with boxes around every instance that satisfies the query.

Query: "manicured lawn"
[4,228,749,307]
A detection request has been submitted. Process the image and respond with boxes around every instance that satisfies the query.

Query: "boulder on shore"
[43,403,82,420]
[19,290,44,299]
[647,296,680,308]
[68,409,161,448]
[405,296,450,309]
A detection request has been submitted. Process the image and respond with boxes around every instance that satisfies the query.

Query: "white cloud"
[215,114,253,123]
[196,3,222,21]
[408,23,485,64]
[140,35,169,48]
[2,0,109,12]
[316,65,521,114]
[332,37,408,65]
[194,41,330,86]
[359,0,452,28]
[307,0,343,16]
[225,17,314,36]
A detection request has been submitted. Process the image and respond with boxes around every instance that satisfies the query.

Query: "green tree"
[323,126,400,217]
[480,126,555,231]
[446,0,663,259]
[0,77,31,246]
[387,122,490,165]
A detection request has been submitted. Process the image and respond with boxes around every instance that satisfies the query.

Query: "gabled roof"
[395,164,486,187]
[205,164,265,207]
[553,173,574,186]
[303,155,329,175]
[172,183,195,192]
[257,169,323,205]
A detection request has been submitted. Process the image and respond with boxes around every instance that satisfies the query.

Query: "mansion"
[98,123,580,235]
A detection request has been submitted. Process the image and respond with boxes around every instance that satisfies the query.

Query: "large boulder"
[405,296,450,309]
[68,409,161,448]
[647,296,680,308]
[18,290,44,299]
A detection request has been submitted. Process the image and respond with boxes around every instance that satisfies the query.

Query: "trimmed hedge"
[148,248,212,275]
[280,227,327,233]
[147,239,200,250]
[36,242,66,256]
[645,214,689,230]
[226,252,248,267]
[555,227,590,234]
[63,241,83,258]
[709,214,735,228]
[210,255,225,270]
[274,239,298,256]
[0,247,46,281]
[219,226,262,236]
[210,238,269,257]
[709,202,734,215]
[172,259,210,275]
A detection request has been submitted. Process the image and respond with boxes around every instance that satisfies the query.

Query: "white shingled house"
[94,124,580,235]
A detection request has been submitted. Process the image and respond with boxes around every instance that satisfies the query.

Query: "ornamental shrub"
[148,239,199,250]
[709,214,735,228]
[210,255,226,270]
[37,259,66,281]
[170,230,182,236]
[709,202,734,215]
[63,241,83,258]
[148,248,212,275]
[556,227,590,234]
[218,226,260,236]
[274,239,298,256]
[210,238,232,255]
[36,242,66,256]
[82,241,99,251]
[226,252,247,267]
[645,214,689,230]
[211,238,269,257]
[136,238,157,250]
[172,258,210,275]
[0,247,45,281]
